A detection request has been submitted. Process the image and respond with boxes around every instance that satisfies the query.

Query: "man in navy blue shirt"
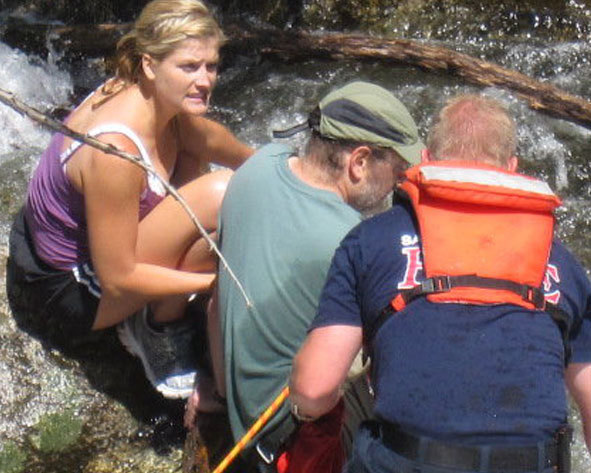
[290,94,591,473]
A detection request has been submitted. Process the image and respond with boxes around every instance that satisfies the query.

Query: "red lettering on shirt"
[398,246,423,289]
[396,247,562,305]
[543,263,561,304]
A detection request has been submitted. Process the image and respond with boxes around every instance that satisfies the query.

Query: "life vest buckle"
[520,285,546,309]
[421,275,452,294]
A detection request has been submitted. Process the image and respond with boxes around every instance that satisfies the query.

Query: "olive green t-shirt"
[218,143,361,445]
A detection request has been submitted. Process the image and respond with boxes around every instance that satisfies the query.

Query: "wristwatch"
[290,401,317,423]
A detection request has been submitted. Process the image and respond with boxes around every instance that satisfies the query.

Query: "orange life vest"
[391,160,563,312]
[363,161,571,364]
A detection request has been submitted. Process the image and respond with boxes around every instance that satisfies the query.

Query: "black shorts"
[6,208,99,347]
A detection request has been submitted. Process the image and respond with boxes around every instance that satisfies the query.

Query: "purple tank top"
[26,124,167,270]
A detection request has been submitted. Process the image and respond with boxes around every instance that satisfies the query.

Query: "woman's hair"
[111,0,224,86]
[427,94,516,166]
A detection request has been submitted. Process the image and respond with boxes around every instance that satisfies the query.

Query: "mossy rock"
[0,442,27,473]
[29,410,84,454]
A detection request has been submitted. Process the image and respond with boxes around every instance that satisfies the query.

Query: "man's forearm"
[565,362,591,454]
[290,325,363,420]
[289,382,342,421]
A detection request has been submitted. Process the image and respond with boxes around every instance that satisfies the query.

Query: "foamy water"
[0,42,72,159]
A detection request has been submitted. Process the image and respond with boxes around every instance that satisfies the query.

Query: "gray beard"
[350,187,393,217]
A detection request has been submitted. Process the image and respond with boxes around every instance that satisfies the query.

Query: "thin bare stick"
[0,87,252,307]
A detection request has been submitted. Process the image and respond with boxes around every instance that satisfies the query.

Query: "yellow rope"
[211,386,290,473]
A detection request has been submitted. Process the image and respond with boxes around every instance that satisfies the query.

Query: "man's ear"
[347,146,372,183]
[421,148,432,163]
[508,156,518,172]
[141,54,157,81]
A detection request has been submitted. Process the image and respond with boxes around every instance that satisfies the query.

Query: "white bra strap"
[59,123,166,196]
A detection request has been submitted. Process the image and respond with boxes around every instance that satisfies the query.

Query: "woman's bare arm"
[178,114,253,170]
[79,134,216,327]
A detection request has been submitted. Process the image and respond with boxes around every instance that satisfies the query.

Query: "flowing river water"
[2,3,591,473]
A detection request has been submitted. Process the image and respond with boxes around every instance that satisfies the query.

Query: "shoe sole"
[117,321,194,399]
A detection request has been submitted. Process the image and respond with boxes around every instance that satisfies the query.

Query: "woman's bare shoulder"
[62,83,146,148]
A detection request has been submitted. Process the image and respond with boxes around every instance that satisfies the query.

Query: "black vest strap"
[398,274,547,309]
[546,304,572,364]
[364,275,572,365]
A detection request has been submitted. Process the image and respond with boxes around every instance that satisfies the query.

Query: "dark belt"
[368,420,563,472]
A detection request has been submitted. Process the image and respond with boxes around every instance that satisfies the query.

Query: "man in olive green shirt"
[206,82,424,472]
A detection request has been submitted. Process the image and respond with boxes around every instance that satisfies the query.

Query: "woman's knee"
[137,169,233,262]
[182,169,233,207]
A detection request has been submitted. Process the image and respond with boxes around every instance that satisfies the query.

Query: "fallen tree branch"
[3,21,590,129]
[224,26,591,130]
[0,87,252,308]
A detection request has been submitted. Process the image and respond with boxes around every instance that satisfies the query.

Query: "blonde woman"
[7,0,252,402]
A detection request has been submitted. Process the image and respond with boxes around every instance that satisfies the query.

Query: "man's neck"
[288,156,346,200]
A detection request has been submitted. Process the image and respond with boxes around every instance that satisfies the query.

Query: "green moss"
[0,442,27,473]
[30,410,84,453]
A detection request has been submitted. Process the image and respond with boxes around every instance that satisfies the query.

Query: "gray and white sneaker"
[117,307,200,399]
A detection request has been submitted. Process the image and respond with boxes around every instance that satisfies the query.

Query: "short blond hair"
[427,94,516,167]
[114,0,225,84]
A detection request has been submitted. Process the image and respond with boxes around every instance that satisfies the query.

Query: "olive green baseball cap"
[273,81,424,165]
